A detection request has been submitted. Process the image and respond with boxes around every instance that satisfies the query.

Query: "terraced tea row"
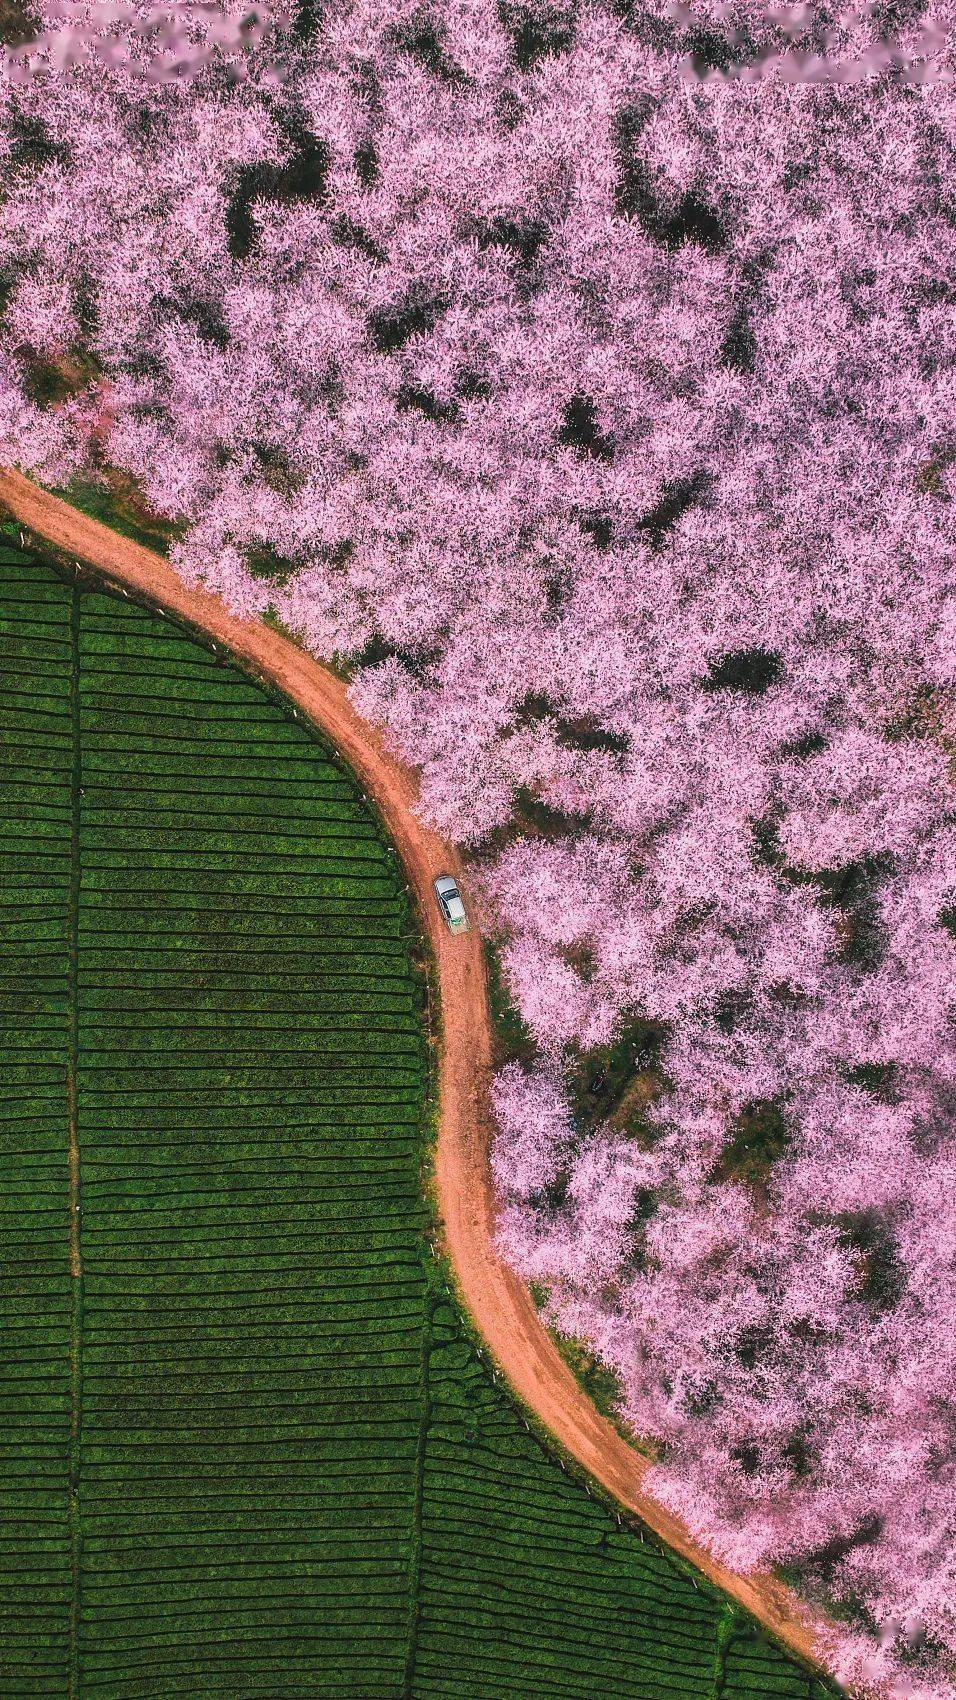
[81,592,429,1699]
[0,535,838,1698]
[0,558,73,1694]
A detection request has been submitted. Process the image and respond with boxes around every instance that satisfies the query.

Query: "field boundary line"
[712,1603,739,1700]
[402,1284,434,1698]
[0,467,841,1692]
[67,575,84,1700]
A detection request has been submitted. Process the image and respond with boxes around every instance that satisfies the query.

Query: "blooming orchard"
[3,2,956,1692]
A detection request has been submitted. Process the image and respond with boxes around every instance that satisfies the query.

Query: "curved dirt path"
[0,467,837,1687]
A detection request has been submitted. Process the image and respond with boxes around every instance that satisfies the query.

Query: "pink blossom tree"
[4,3,956,1691]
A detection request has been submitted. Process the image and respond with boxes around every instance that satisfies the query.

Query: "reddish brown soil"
[0,467,839,1686]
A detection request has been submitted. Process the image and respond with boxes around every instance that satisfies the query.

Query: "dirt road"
[0,467,837,1685]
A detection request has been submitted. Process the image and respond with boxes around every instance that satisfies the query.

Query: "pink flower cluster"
[3,1,288,86]
[3,3,956,1690]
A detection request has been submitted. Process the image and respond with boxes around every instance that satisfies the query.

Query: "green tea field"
[0,531,839,1698]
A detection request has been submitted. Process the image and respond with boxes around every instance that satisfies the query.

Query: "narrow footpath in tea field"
[0,466,837,1686]
[66,576,83,1700]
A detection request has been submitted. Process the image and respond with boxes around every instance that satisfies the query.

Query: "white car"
[434,874,469,934]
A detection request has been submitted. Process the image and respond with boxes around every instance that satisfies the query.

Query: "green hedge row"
[0,550,73,1696]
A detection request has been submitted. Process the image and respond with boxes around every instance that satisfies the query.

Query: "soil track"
[0,467,838,1687]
